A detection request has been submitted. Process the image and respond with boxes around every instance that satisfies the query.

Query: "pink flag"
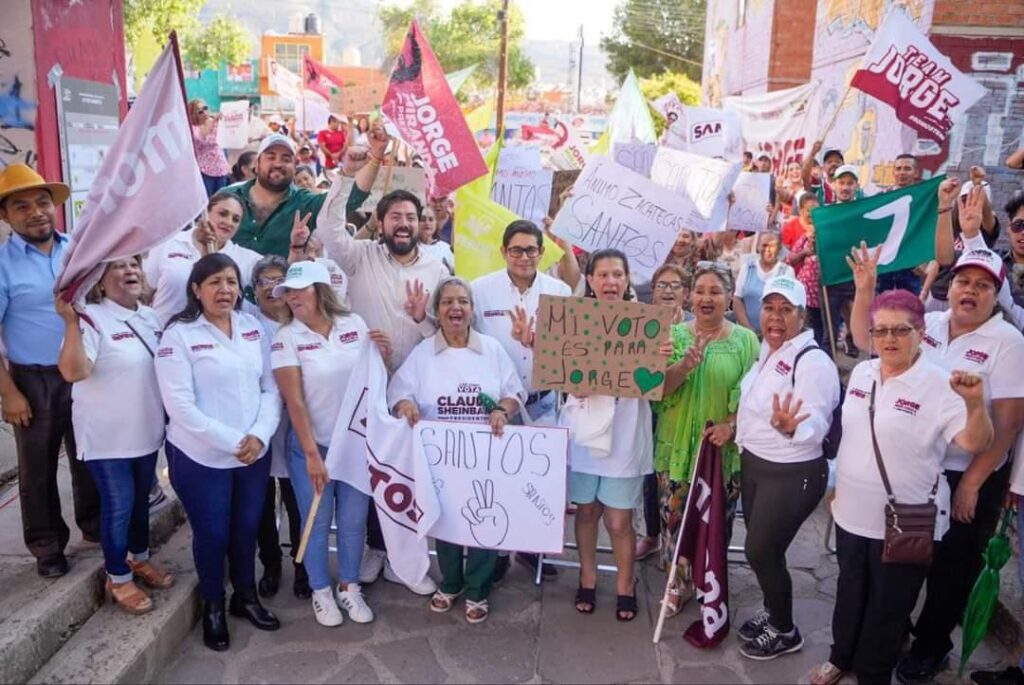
[678,427,730,648]
[381,21,487,198]
[56,37,206,302]
[303,54,346,102]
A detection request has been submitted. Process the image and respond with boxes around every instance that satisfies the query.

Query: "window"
[274,43,310,75]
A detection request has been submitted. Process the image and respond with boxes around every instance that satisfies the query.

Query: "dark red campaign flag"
[381,21,487,198]
[678,429,730,648]
[303,54,346,102]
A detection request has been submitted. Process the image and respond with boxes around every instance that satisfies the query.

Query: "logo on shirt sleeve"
[271,342,284,352]
[964,349,989,364]
[848,387,868,399]
[241,329,261,342]
[893,398,921,416]
[111,332,137,342]
[338,331,359,344]
[191,343,215,352]
[158,347,174,358]
[167,252,193,260]
[330,273,345,286]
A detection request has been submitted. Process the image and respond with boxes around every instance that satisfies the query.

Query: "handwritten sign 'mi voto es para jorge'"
[530,295,673,400]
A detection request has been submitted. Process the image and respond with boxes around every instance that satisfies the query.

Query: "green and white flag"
[812,175,943,286]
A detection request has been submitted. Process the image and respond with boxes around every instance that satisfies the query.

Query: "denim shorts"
[568,470,644,510]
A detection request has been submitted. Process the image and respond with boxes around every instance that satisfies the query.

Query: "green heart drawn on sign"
[633,367,664,395]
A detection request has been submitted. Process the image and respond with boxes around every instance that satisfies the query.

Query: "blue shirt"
[0,232,68,365]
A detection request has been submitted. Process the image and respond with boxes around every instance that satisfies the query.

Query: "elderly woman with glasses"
[653,261,759,617]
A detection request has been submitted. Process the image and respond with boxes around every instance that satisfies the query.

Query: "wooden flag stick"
[819,79,855,142]
[295,490,322,564]
[821,284,840,360]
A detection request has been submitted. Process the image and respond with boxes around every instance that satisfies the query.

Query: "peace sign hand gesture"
[771,392,811,437]
[404,279,428,323]
[508,306,535,348]
[845,240,880,293]
[290,211,313,250]
[676,332,710,376]
[461,479,509,548]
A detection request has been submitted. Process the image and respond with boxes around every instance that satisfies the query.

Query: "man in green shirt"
[227,133,370,257]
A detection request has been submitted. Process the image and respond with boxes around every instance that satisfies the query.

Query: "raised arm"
[846,241,879,354]
[934,177,961,266]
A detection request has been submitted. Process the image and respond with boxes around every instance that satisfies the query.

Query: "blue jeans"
[201,173,228,197]
[166,442,270,601]
[85,453,157,582]
[286,431,369,590]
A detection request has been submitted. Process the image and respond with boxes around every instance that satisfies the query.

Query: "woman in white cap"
[271,260,393,627]
[55,256,174,615]
[734,275,840,660]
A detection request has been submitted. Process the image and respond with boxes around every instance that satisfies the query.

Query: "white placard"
[549,156,694,282]
[216,100,250,150]
[729,172,772,233]
[358,166,426,212]
[612,142,657,178]
[649,147,741,234]
[417,421,568,554]
[498,145,542,172]
[672,106,744,161]
[491,167,553,224]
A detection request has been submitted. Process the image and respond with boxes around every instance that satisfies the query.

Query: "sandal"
[663,581,691,619]
[574,585,596,614]
[465,598,489,624]
[429,589,462,613]
[616,592,638,622]
[105,578,154,615]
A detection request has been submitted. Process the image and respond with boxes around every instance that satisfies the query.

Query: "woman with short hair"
[189,99,230,196]
[733,233,794,336]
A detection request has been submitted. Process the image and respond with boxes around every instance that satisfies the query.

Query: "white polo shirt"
[271,313,369,445]
[737,330,841,463]
[471,269,572,392]
[832,357,965,540]
[72,299,165,461]
[564,398,653,479]
[155,311,281,469]
[144,228,262,325]
[920,309,1024,471]
[387,330,526,424]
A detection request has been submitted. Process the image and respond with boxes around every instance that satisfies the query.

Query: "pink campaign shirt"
[191,122,231,178]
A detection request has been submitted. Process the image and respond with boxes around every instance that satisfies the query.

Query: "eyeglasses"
[1009,219,1024,234]
[198,106,209,113]
[868,325,916,339]
[653,281,685,291]
[507,246,541,259]
[256,276,285,288]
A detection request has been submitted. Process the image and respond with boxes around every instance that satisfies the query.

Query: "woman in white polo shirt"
[388,276,526,625]
[55,256,174,616]
[809,289,992,685]
[847,243,1024,683]
[272,260,392,628]
[155,253,282,652]
[734,276,840,660]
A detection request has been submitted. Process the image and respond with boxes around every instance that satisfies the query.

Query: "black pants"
[807,307,828,353]
[257,477,301,571]
[829,525,929,684]
[642,473,660,538]
[12,364,100,558]
[910,465,1010,659]
[740,450,827,631]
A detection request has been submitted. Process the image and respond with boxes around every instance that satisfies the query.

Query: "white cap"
[268,114,285,125]
[762,275,808,308]
[272,260,331,298]
[953,247,1005,287]
[833,164,859,181]
[329,112,348,123]
[257,133,296,157]
[959,179,992,201]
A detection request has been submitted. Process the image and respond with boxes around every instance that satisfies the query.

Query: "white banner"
[728,172,772,233]
[549,155,694,282]
[267,58,302,100]
[663,106,744,161]
[613,142,657,178]
[724,82,819,175]
[417,421,568,553]
[216,100,249,150]
[650,147,741,234]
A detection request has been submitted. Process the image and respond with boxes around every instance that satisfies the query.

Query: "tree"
[377,0,535,95]
[601,0,705,82]
[124,0,203,49]
[183,16,253,70]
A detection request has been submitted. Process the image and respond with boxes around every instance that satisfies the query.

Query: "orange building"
[258,32,325,97]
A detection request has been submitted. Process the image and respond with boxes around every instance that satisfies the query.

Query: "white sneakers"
[335,583,374,623]
[358,547,386,584]
[311,587,343,627]
[383,559,438,596]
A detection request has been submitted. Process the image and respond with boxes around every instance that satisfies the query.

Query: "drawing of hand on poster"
[650,147,742,234]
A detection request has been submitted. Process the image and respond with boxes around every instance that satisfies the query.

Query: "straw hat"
[0,164,70,205]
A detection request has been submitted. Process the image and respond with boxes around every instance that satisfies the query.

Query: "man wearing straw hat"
[0,163,100,578]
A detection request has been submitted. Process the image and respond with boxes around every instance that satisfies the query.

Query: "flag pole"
[495,0,511,135]
[821,284,839,359]
[295,491,322,564]
[819,76,855,141]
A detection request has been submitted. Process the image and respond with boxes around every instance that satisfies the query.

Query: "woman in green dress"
[654,261,759,616]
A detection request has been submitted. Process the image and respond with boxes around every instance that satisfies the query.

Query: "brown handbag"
[868,381,937,566]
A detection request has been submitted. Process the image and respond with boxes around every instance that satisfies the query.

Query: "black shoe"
[516,552,557,577]
[896,652,949,684]
[739,625,804,660]
[492,555,511,587]
[258,565,281,598]
[37,553,69,578]
[971,666,1024,685]
[202,599,230,652]
[229,588,280,631]
[738,608,770,642]
[292,562,312,599]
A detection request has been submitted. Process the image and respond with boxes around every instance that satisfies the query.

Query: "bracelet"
[368,152,384,165]
[937,206,952,214]
[492,406,508,415]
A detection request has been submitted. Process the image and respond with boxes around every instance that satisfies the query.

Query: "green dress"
[653,322,759,482]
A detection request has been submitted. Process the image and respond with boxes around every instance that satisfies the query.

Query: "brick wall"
[766,0,817,91]
[933,0,1024,29]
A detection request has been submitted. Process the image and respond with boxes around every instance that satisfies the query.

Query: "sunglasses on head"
[696,260,730,274]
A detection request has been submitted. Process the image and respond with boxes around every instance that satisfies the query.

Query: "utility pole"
[575,25,584,112]
[496,0,511,134]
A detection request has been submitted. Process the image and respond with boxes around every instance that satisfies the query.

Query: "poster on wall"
[54,75,121,231]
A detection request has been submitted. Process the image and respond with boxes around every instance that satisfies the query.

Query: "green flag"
[812,175,944,286]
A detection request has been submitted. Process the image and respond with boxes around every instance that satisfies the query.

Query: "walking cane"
[295,490,322,564]
[653,436,707,644]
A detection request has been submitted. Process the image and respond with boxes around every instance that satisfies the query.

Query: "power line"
[624,40,705,68]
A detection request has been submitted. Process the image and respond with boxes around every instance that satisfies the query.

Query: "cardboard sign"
[613,142,657,178]
[728,172,772,233]
[650,147,741,234]
[548,169,581,216]
[548,156,694,282]
[418,421,568,554]
[216,100,249,150]
[531,295,672,400]
[358,166,426,212]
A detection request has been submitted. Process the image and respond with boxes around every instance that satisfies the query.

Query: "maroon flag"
[677,429,730,648]
[381,21,487,197]
[302,54,346,102]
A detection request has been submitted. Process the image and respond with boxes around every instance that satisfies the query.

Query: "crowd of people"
[1,104,1024,685]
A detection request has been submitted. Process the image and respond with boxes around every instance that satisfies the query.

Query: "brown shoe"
[105,579,153,615]
[129,559,175,589]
